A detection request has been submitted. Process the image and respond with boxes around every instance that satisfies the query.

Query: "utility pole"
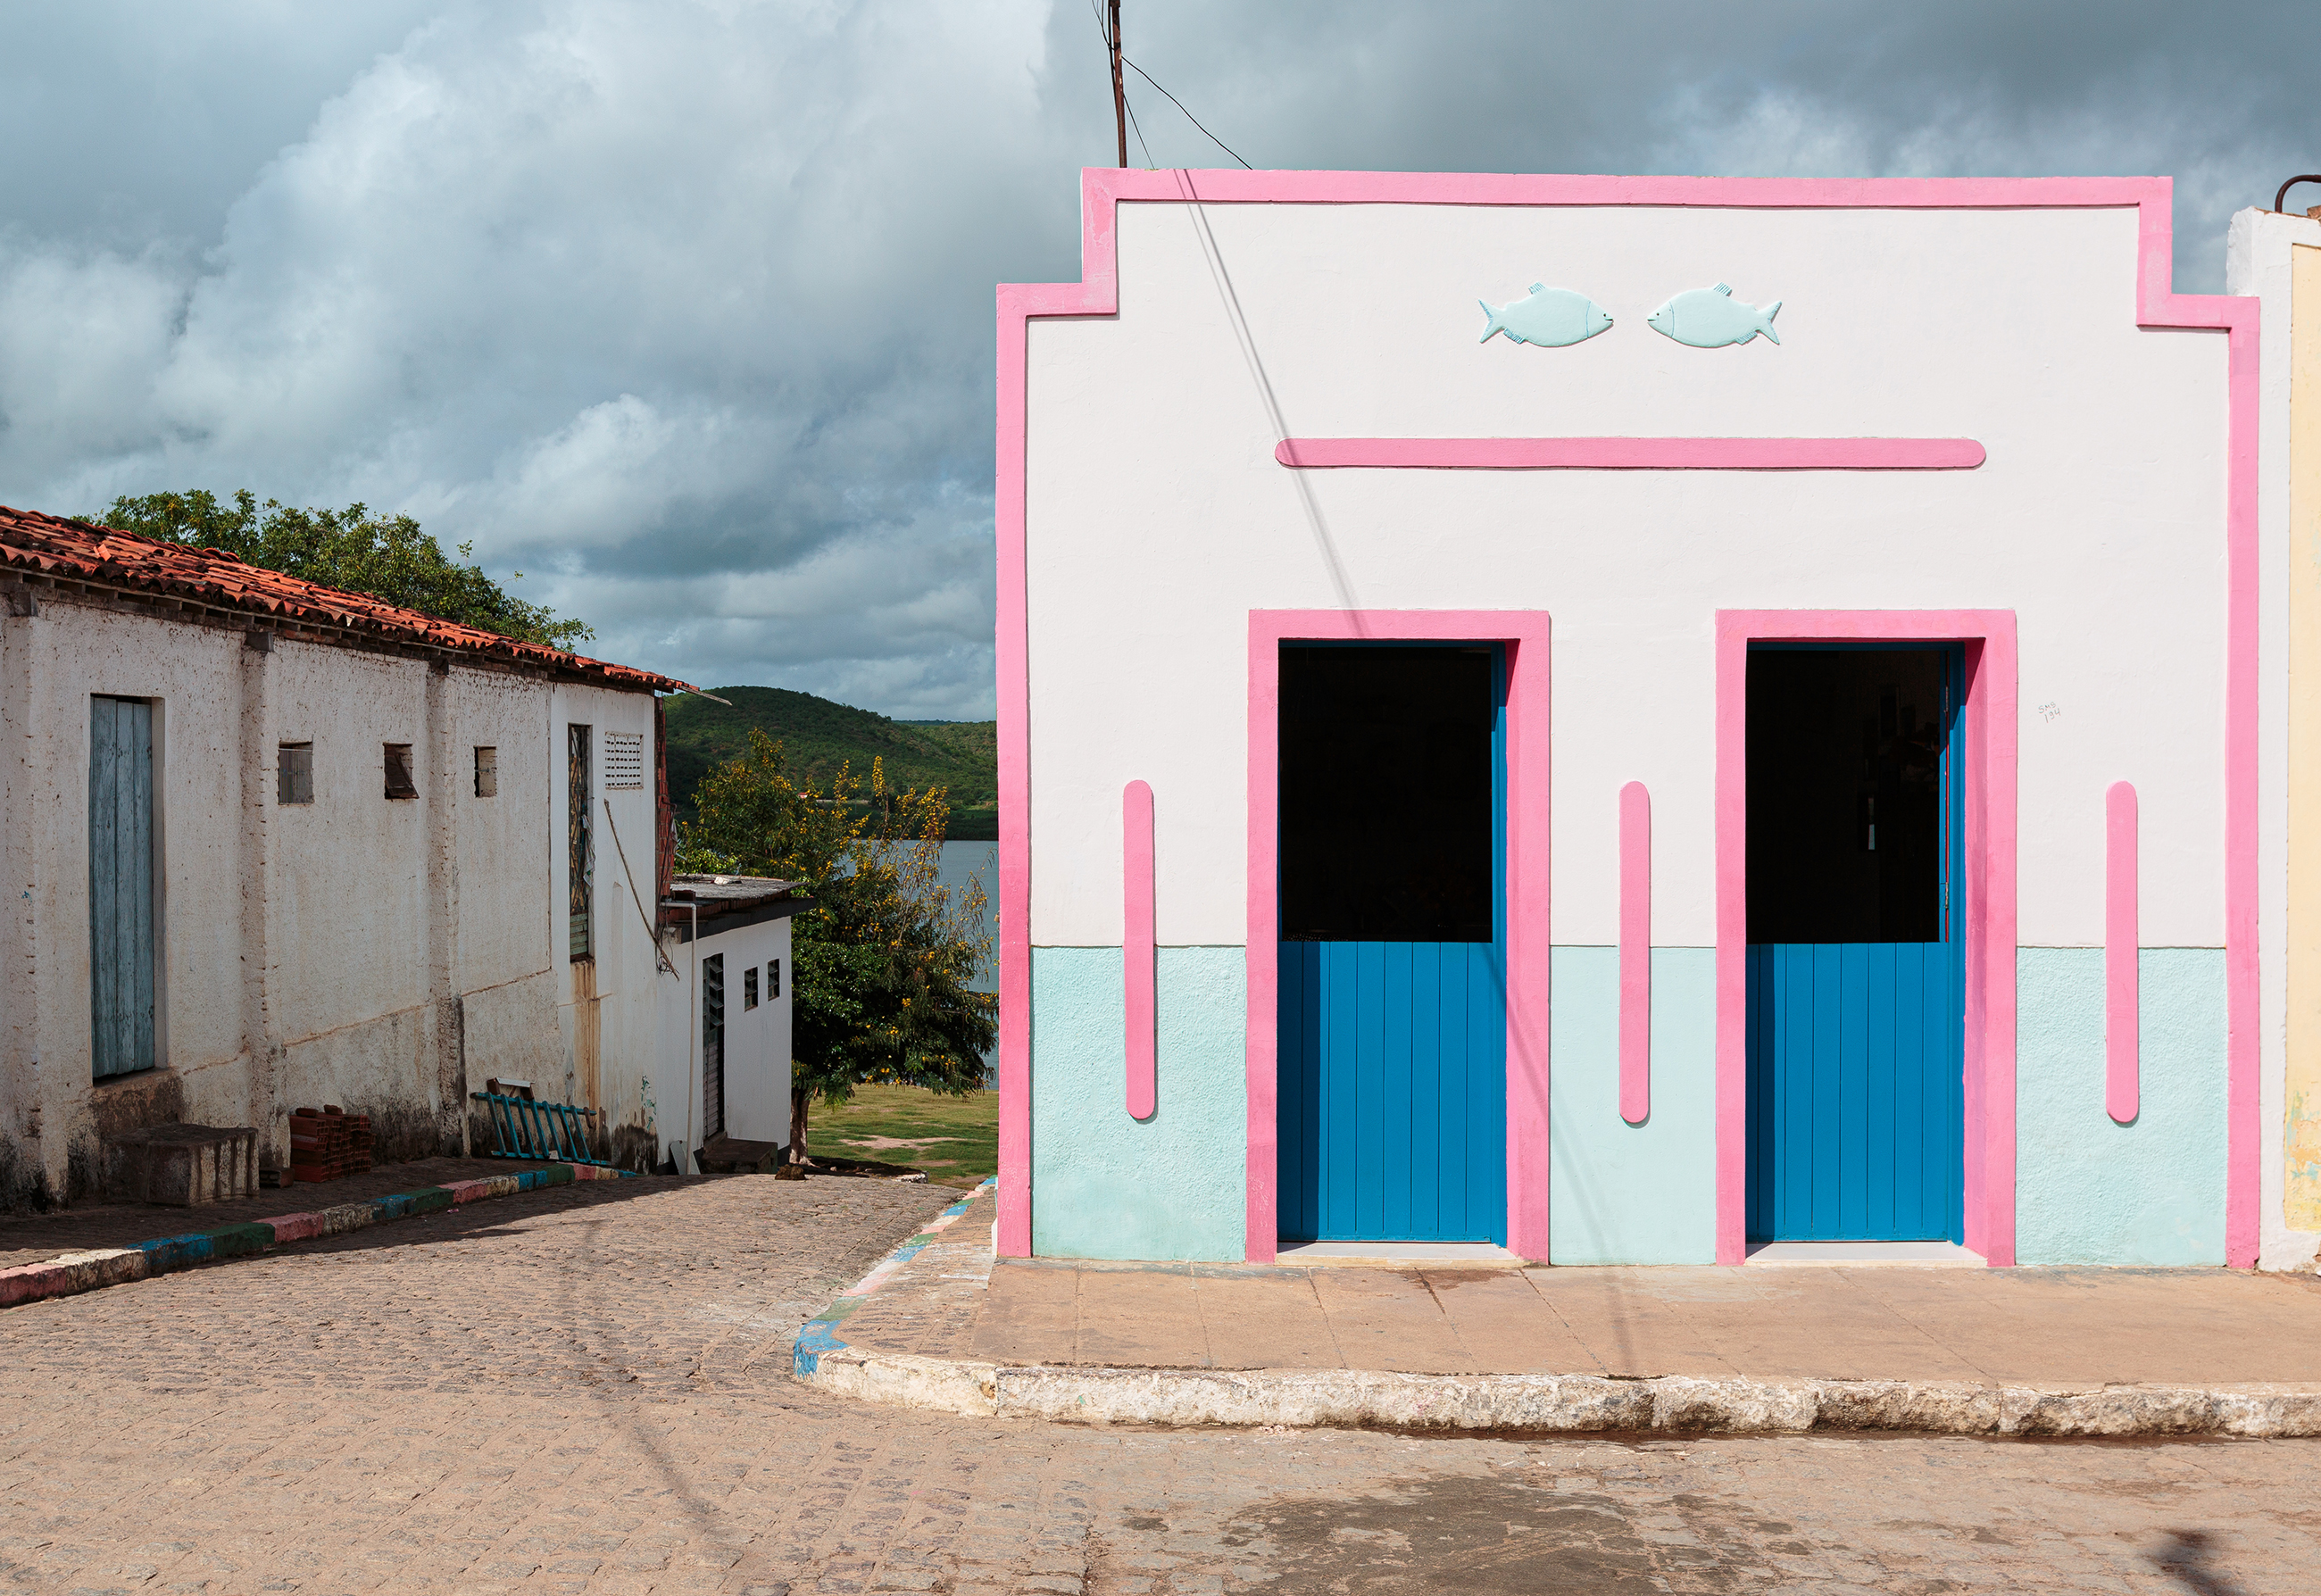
[1109,0,1127,168]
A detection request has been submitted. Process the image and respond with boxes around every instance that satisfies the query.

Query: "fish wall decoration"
[1646,283,1783,348]
[1478,284,1614,348]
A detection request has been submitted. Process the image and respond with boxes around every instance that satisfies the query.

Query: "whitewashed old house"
[0,507,798,1209]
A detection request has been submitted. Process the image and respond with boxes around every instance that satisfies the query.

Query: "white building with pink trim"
[998,169,2288,1271]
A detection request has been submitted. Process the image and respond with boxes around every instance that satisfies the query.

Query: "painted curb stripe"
[0,1160,636,1311]
[794,1180,994,1377]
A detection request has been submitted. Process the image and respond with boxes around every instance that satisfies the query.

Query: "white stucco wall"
[0,590,677,1203]
[1025,200,2230,952]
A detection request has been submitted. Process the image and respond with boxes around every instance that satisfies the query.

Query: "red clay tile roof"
[0,503,690,694]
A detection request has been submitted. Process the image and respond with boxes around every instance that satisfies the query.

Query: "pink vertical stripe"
[1124,780,1156,1120]
[1618,782,1651,1126]
[2106,782,2140,1125]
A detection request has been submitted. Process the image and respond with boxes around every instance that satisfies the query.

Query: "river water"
[932,838,1000,1079]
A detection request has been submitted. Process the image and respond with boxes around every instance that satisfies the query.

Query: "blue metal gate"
[1745,646,1965,1243]
[1276,644,1507,1244]
[89,694,156,1080]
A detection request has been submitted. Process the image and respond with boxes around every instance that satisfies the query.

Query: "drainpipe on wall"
[237,628,276,1170]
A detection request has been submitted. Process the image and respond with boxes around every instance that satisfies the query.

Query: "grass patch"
[804,1085,995,1188]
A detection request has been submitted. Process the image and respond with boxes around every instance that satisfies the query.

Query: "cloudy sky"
[0,2,2311,717]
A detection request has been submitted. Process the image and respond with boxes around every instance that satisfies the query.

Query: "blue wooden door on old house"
[88,694,156,1079]
[1745,646,1965,1243]
[1276,644,1507,1245]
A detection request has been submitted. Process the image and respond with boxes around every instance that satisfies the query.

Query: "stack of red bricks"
[289,1105,374,1184]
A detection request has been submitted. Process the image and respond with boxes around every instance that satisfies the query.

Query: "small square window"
[277,743,313,805]
[384,743,417,799]
[769,958,780,999]
[474,745,497,798]
[743,966,759,1010]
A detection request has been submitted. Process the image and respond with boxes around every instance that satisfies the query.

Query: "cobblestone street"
[4,1173,2317,1594]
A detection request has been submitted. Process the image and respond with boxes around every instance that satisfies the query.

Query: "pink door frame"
[1715,613,2017,1265]
[1244,611,1553,1263]
[995,168,2256,1266]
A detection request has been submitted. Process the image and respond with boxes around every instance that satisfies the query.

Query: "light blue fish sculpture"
[1647,283,1782,347]
[1477,283,1613,347]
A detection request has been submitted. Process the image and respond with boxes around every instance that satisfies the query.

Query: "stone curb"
[0,1160,636,1311]
[804,1353,2321,1439]
[791,1183,2321,1439]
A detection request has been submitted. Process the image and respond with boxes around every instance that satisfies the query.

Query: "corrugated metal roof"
[0,503,690,694]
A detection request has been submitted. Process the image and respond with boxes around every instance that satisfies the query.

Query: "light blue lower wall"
[1029,945,1247,1260]
[1027,943,2225,1268]
[1548,947,1718,1264]
[2016,947,2226,1266]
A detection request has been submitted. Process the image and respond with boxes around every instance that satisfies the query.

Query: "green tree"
[677,729,994,1163]
[90,488,593,652]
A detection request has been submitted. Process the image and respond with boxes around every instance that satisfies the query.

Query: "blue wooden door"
[1746,647,1964,1243]
[1276,645,1507,1244]
[88,694,156,1079]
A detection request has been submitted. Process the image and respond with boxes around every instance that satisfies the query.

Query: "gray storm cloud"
[0,0,2309,715]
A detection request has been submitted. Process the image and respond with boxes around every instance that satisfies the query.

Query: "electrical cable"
[1081,0,1249,170]
[1121,56,1252,168]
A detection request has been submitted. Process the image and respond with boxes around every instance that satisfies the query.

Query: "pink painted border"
[1619,782,1652,1126]
[2108,781,2141,1126]
[997,168,2257,1267]
[1718,613,2018,1265]
[1276,437,1985,471]
[1124,779,1157,1121]
[1245,611,1552,1263]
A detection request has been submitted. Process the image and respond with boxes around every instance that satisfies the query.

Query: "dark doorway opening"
[1747,648,1948,943]
[1744,643,1966,1245]
[1275,643,1507,1245]
[1278,646,1494,943]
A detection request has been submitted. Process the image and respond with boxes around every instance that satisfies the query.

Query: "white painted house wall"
[0,590,681,1206]
[1026,202,2228,951]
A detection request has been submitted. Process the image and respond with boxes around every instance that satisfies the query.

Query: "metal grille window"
[769,958,780,998]
[568,725,593,960]
[474,745,497,798]
[277,743,313,804]
[384,743,417,799]
[603,731,645,791]
[743,964,759,1010]
[702,953,725,1139]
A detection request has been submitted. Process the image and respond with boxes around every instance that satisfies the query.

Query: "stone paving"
[4,1169,2320,1592]
[0,1155,572,1268]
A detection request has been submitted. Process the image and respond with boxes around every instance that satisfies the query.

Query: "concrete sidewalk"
[798,1185,2321,1436]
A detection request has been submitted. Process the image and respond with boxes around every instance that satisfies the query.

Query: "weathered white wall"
[720,917,794,1144]
[0,591,676,1205]
[548,682,666,1167]
[1024,201,2231,950]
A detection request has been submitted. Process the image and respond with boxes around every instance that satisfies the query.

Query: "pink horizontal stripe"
[1276,437,1986,470]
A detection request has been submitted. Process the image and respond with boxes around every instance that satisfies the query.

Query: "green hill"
[664,686,997,840]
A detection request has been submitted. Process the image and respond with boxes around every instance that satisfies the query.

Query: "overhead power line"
[1121,55,1252,170]
[1082,0,1252,170]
